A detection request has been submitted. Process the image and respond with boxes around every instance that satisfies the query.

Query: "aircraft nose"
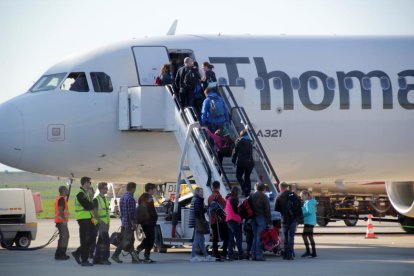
[0,102,24,169]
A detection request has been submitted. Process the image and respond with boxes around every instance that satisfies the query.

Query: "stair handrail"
[218,85,280,188]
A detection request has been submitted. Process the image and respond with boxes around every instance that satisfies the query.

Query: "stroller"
[261,211,282,256]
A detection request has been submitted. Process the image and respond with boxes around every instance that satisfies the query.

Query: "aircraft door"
[132,46,169,85]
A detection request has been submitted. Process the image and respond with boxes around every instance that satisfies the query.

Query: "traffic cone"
[365,214,377,239]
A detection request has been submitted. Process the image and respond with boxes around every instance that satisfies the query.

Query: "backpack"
[208,195,226,222]
[238,196,254,219]
[183,68,196,91]
[209,97,225,118]
[155,76,162,86]
[193,83,203,99]
[218,134,234,157]
[287,192,303,223]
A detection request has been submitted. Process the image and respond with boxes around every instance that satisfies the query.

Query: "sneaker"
[111,255,123,264]
[143,258,155,264]
[55,255,70,261]
[81,260,94,267]
[71,251,81,264]
[225,255,234,261]
[130,251,141,263]
[190,256,202,262]
[101,260,112,265]
[204,255,214,262]
[301,252,312,258]
[308,254,318,258]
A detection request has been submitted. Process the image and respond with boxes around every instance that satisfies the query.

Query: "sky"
[0,0,413,172]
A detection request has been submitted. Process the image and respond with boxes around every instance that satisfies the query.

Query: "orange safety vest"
[54,195,69,223]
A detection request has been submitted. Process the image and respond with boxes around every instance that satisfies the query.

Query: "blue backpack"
[209,97,225,118]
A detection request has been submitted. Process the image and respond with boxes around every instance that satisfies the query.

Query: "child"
[300,190,317,258]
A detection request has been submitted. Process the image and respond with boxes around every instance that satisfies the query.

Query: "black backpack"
[287,192,303,223]
[183,68,196,91]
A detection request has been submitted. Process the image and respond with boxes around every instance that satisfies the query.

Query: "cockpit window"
[30,73,66,92]
[91,72,113,92]
[61,72,89,92]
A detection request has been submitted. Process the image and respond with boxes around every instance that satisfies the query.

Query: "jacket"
[224,195,241,224]
[189,194,205,228]
[251,191,272,225]
[232,134,254,167]
[138,192,158,225]
[302,198,317,225]
[200,91,229,126]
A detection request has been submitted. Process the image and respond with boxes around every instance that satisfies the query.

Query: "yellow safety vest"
[74,188,93,220]
[94,195,110,225]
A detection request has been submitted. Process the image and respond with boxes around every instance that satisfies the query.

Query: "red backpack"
[238,196,254,219]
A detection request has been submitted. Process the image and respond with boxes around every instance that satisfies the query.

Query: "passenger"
[207,181,228,261]
[155,64,173,86]
[174,57,195,108]
[300,190,317,258]
[201,86,230,133]
[232,129,254,197]
[111,182,141,264]
[251,183,272,261]
[189,187,214,262]
[136,183,158,263]
[192,61,204,119]
[72,177,95,266]
[274,182,303,260]
[201,61,217,90]
[54,185,70,260]
[224,186,247,261]
[92,182,111,265]
[202,127,233,165]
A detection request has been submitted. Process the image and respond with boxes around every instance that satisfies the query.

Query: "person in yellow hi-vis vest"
[92,182,111,265]
[54,185,70,260]
[72,177,95,266]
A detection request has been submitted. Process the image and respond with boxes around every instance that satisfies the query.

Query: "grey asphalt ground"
[0,219,413,276]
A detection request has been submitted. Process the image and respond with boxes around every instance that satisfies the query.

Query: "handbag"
[195,218,210,234]
[110,227,122,246]
[135,224,146,243]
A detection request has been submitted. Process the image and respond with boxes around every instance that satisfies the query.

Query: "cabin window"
[91,72,113,92]
[362,77,371,90]
[30,73,66,92]
[326,77,336,90]
[398,77,407,89]
[255,77,264,90]
[61,72,89,92]
[380,77,390,90]
[291,77,300,90]
[309,77,318,90]
[273,77,282,90]
[344,77,354,90]
[236,77,246,88]
[218,77,228,86]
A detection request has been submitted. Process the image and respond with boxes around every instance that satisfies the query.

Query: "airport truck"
[0,188,38,248]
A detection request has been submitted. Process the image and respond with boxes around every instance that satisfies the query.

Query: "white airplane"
[0,34,413,232]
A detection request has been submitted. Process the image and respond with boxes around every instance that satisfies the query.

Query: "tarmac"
[0,219,413,276]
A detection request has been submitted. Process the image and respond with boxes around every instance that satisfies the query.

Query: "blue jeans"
[227,220,243,257]
[191,231,208,258]
[252,216,266,259]
[282,220,298,258]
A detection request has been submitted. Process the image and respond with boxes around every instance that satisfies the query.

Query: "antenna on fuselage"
[166,19,178,35]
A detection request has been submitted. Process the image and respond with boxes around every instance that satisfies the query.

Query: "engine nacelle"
[385,181,414,218]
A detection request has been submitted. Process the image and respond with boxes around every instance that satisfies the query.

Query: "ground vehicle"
[315,194,397,227]
[0,188,38,248]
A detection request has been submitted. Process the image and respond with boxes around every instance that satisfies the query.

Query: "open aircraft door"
[132,46,170,85]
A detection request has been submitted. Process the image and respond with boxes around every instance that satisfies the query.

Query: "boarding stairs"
[117,84,280,247]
